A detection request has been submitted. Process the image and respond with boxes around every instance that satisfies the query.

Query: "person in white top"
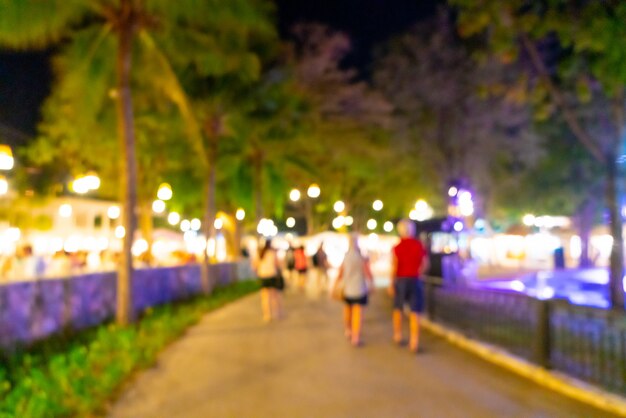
[253,239,283,322]
[333,233,374,346]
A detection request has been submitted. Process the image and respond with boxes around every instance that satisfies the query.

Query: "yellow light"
[157,183,173,201]
[289,189,301,202]
[236,208,245,221]
[345,216,354,226]
[152,200,166,213]
[333,200,345,213]
[84,171,100,190]
[383,221,394,232]
[59,204,72,218]
[286,217,296,228]
[107,206,120,219]
[307,183,321,198]
[0,145,14,170]
[372,200,383,211]
[168,212,180,225]
[71,177,89,194]
[115,226,126,238]
[367,219,377,230]
[0,175,7,195]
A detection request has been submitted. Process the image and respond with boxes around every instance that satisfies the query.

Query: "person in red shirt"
[389,219,429,353]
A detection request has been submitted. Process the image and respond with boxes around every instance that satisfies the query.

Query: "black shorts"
[393,278,424,313]
[259,277,281,289]
[343,295,368,306]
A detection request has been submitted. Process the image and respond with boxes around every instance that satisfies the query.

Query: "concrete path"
[108,284,618,418]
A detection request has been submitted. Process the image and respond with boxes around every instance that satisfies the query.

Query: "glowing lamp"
[236,208,245,221]
[190,218,201,231]
[289,189,301,202]
[333,201,345,213]
[214,218,223,230]
[383,221,393,232]
[0,145,14,170]
[115,226,126,238]
[332,216,345,230]
[168,212,180,225]
[152,199,166,213]
[367,219,377,230]
[344,216,354,226]
[157,183,173,201]
[307,183,321,198]
[372,200,383,211]
[107,206,120,219]
[286,217,296,228]
[59,204,72,218]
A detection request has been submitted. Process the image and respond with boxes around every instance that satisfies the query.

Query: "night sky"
[0,0,437,140]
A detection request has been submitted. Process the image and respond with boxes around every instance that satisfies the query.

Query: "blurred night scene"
[1,1,626,417]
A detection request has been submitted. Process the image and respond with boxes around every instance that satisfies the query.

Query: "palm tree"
[0,0,272,324]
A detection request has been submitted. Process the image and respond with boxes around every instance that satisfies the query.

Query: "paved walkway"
[108,284,618,418]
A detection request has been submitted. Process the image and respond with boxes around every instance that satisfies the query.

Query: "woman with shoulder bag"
[332,233,374,346]
[254,239,283,322]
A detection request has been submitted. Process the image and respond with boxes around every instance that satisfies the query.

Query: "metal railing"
[424,278,626,397]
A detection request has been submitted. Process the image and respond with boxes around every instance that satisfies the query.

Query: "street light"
[152,199,166,213]
[289,189,301,202]
[168,212,181,225]
[71,172,100,194]
[0,145,14,170]
[307,183,321,198]
[107,205,121,220]
[157,183,173,201]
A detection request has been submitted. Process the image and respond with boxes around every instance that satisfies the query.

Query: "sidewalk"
[108,284,618,418]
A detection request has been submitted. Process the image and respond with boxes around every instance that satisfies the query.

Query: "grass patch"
[0,280,259,418]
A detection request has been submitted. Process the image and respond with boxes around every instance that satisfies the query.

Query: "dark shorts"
[259,277,281,289]
[393,278,424,313]
[344,294,368,306]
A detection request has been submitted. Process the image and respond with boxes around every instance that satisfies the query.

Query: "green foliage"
[0,280,260,417]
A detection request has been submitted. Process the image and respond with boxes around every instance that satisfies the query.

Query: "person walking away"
[285,243,296,286]
[293,244,308,289]
[254,239,283,322]
[389,219,429,353]
[312,243,329,291]
[333,233,374,347]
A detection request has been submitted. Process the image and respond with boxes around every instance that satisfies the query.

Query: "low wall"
[0,262,252,351]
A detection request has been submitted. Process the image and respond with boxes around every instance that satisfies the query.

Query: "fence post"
[534,299,551,369]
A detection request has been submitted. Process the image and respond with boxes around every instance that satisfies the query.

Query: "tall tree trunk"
[608,152,625,309]
[201,147,217,294]
[115,0,138,326]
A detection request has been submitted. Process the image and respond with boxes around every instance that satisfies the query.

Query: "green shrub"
[0,280,259,417]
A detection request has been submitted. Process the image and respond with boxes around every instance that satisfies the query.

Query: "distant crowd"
[0,246,199,282]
